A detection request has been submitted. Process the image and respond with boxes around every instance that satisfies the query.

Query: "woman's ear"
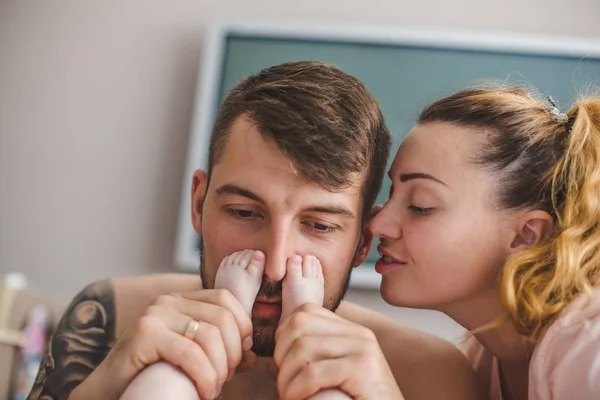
[352,206,382,268]
[191,169,208,237]
[509,210,554,253]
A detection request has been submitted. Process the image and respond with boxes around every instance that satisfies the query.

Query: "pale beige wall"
[1,0,599,341]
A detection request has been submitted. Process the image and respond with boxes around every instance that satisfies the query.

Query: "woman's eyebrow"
[400,173,449,187]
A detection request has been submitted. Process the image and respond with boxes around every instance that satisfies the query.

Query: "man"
[28,61,480,400]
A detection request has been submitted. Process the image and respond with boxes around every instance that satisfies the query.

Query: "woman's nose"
[369,202,402,240]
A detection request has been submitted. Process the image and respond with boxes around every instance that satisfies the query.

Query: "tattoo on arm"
[27,280,116,400]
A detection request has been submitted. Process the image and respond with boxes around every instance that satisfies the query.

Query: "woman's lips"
[375,257,407,274]
[375,245,407,274]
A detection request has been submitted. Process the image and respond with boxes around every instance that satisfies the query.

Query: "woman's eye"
[408,205,433,216]
[227,209,260,219]
[306,221,336,233]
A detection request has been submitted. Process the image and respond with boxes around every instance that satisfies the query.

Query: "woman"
[370,87,600,399]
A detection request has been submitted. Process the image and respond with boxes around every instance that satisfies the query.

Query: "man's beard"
[198,238,353,357]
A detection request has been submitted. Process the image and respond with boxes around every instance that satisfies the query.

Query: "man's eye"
[227,209,259,219]
[305,221,336,233]
[408,205,433,216]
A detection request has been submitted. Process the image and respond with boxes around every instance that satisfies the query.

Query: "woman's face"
[370,122,517,311]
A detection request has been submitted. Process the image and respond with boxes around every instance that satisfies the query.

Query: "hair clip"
[546,96,568,124]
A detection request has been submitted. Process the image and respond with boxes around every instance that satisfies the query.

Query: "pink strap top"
[458,288,600,400]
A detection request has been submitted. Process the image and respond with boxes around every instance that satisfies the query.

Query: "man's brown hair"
[208,61,391,220]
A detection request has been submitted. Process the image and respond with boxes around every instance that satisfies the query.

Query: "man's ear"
[352,207,381,268]
[509,210,554,253]
[352,228,373,268]
[191,169,208,237]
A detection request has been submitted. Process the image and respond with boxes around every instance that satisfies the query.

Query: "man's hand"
[69,289,252,400]
[307,389,353,400]
[274,303,405,400]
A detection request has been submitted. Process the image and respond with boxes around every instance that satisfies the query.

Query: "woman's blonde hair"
[419,87,600,342]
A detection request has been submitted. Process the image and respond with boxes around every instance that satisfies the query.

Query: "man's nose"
[262,223,295,282]
[369,201,402,240]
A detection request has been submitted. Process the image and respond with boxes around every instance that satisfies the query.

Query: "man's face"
[191,116,370,356]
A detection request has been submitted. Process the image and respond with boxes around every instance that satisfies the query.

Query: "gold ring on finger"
[183,319,200,340]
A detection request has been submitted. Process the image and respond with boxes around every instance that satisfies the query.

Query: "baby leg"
[119,361,200,400]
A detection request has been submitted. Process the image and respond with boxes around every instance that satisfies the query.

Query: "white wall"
[2,0,599,342]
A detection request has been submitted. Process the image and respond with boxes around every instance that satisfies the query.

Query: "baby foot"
[280,255,324,324]
[215,250,265,316]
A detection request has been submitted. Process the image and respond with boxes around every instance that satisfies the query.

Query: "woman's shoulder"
[457,335,502,400]
[536,286,600,349]
[529,287,600,399]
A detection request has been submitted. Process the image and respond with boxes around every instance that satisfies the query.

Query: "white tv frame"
[174,20,600,289]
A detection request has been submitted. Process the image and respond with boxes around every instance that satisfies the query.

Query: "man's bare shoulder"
[336,301,481,400]
[112,272,202,297]
[28,279,117,400]
[27,273,202,400]
[112,273,202,332]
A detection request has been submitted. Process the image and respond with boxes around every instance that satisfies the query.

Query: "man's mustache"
[257,275,282,299]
